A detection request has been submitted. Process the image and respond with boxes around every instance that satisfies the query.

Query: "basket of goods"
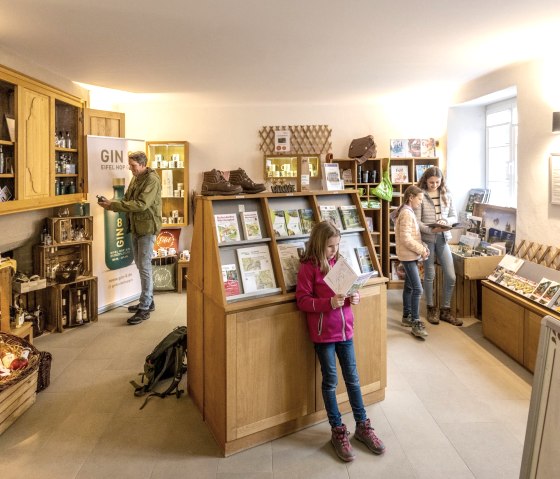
[55,260,83,284]
[0,332,40,392]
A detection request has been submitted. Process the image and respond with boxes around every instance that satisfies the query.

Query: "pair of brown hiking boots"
[427,305,463,326]
[201,168,266,196]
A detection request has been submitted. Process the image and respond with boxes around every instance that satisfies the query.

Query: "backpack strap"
[138,344,186,410]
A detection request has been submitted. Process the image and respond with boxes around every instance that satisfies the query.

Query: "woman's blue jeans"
[423,234,456,308]
[401,260,423,320]
[314,339,367,427]
[132,234,156,310]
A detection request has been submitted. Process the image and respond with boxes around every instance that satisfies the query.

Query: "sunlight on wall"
[541,60,560,110]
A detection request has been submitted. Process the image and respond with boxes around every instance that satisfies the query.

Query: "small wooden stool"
[177,259,189,293]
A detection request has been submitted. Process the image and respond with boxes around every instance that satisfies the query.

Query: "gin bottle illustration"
[104,177,134,270]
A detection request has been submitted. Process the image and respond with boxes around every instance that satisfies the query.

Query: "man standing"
[98,151,162,325]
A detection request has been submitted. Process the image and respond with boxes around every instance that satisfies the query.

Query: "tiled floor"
[0,290,532,478]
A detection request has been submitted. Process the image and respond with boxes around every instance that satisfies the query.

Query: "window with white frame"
[486,99,518,207]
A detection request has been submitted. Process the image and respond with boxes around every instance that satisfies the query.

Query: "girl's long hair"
[417,166,449,206]
[300,220,341,275]
[391,185,423,222]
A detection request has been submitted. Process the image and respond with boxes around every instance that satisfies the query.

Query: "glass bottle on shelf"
[61,297,68,327]
[67,180,76,195]
[65,131,72,149]
[0,145,4,174]
[58,131,64,148]
[104,178,134,270]
[82,293,88,322]
[75,295,83,325]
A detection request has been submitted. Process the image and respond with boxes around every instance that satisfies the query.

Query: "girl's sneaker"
[355,419,385,455]
[401,313,414,327]
[411,320,428,339]
[331,424,356,462]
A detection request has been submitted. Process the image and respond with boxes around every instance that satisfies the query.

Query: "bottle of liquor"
[65,131,72,149]
[104,178,134,270]
[10,348,31,371]
[67,180,76,194]
[82,293,88,322]
[75,296,83,325]
[41,219,49,244]
[61,297,68,327]
[58,131,65,148]
[0,145,4,174]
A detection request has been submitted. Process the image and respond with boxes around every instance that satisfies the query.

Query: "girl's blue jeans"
[401,260,423,320]
[423,234,456,308]
[314,339,367,428]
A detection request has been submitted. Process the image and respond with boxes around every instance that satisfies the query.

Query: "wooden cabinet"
[146,141,189,227]
[482,280,560,372]
[0,64,86,216]
[187,191,387,455]
[382,157,439,286]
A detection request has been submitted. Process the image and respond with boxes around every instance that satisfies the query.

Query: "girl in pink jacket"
[393,185,430,339]
[296,221,385,462]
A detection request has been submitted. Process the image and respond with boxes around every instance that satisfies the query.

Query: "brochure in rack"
[236,244,277,293]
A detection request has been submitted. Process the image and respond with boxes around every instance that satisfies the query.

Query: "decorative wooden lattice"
[259,125,332,155]
[514,240,560,271]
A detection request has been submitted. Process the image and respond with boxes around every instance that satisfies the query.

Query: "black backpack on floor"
[130,325,187,409]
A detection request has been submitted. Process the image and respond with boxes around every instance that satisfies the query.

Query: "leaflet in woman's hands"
[324,257,375,296]
[425,222,462,231]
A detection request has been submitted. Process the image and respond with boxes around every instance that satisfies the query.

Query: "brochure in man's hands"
[324,256,376,296]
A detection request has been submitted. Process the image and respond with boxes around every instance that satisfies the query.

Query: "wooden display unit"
[187,190,387,456]
[0,64,87,215]
[0,264,33,342]
[264,154,321,191]
[146,141,189,227]
[382,157,439,287]
[334,158,384,262]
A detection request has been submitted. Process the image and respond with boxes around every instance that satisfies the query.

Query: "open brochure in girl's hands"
[324,256,376,297]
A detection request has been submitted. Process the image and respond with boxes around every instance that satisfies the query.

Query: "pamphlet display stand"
[187,190,388,456]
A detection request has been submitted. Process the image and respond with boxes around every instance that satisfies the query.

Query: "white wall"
[452,59,560,246]
[102,92,452,249]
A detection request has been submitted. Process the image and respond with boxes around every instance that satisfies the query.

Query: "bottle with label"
[82,293,88,322]
[67,180,76,195]
[58,131,65,148]
[104,178,134,270]
[0,145,4,174]
[65,131,72,149]
[61,297,68,327]
[75,296,83,325]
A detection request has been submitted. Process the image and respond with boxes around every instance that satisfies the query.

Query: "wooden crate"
[35,242,93,279]
[48,216,93,244]
[0,370,38,435]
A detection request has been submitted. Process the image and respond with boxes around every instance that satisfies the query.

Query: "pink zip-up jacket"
[295,257,355,343]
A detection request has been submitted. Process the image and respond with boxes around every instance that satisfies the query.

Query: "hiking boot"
[401,313,414,327]
[440,307,463,326]
[201,169,243,196]
[127,309,150,325]
[427,305,440,324]
[355,419,386,455]
[128,300,155,313]
[331,424,356,462]
[228,168,266,194]
[411,320,428,339]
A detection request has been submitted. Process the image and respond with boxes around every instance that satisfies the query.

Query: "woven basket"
[36,351,52,393]
[0,332,40,392]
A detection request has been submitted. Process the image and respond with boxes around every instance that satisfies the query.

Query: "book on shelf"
[222,263,241,297]
[415,164,430,182]
[338,205,361,230]
[420,138,436,157]
[319,205,343,229]
[408,139,421,158]
[548,290,560,312]
[284,209,303,236]
[390,139,407,158]
[364,216,374,232]
[536,280,560,306]
[239,210,262,240]
[341,168,353,184]
[390,165,409,183]
[298,208,315,234]
[322,163,344,191]
[236,244,277,293]
[324,256,376,296]
[277,241,306,288]
[529,277,555,302]
[215,213,241,243]
[465,188,489,213]
[271,209,289,237]
[354,246,378,274]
